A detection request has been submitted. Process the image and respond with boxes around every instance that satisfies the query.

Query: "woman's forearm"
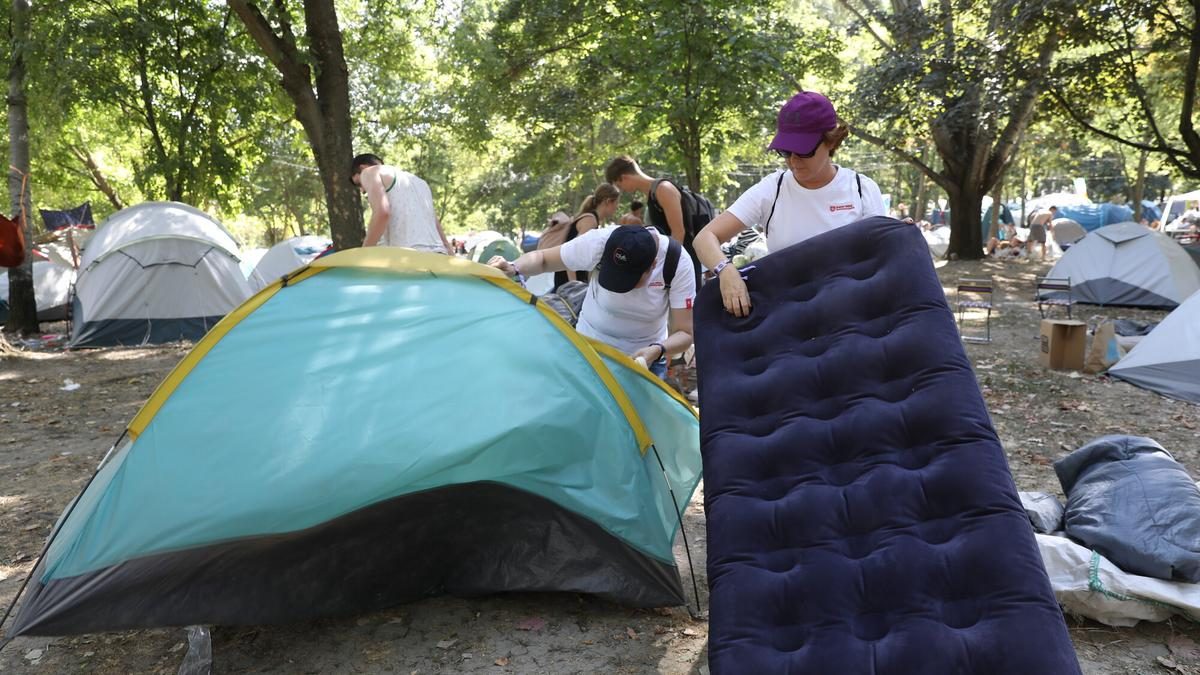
[695,211,747,271]
[693,230,725,272]
[512,250,548,276]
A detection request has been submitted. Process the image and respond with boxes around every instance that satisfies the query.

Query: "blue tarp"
[1056,203,1134,231]
[39,202,94,230]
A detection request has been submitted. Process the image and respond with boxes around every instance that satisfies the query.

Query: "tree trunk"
[912,174,928,222]
[6,0,37,335]
[946,184,985,259]
[988,182,1002,240]
[679,122,702,191]
[1132,149,1148,222]
[312,127,359,251]
[230,0,362,250]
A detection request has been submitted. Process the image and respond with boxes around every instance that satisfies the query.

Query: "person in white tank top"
[350,153,451,253]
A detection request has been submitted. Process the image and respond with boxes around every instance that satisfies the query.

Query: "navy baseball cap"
[598,226,658,293]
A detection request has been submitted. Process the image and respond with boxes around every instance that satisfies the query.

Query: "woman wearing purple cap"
[693,91,886,317]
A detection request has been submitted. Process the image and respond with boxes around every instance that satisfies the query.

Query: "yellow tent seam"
[481,277,655,453]
[585,339,699,420]
[126,266,327,438]
[127,248,668,453]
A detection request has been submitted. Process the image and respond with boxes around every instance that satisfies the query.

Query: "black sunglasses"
[775,147,819,160]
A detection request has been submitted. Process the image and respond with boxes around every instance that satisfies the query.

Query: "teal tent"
[8,248,701,636]
[470,234,521,264]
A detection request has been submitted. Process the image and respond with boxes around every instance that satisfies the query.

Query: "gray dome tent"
[1039,222,1200,308]
[1109,290,1200,404]
[1050,218,1087,249]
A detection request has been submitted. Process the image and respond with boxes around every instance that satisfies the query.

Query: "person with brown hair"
[537,183,620,290]
[618,200,645,225]
[605,158,686,240]
[692,91,886,317]
[350,153,451,253]
[606,156,706,290]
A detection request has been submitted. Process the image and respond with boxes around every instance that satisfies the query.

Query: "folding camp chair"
[1035,276,1074,319]
[956,277,994,343]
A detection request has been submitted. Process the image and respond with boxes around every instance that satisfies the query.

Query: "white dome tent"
[1109,290,1200,404]
[0,258,75,323]
[70,202,255,347]
[1038,222,1200,308]
[249,235,331,290]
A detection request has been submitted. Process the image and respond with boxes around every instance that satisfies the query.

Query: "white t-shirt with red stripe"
[727,167,887,253]
[558,227,696,356]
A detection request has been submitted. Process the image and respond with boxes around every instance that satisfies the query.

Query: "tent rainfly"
[1109,290,1200,404]
[1039,222,1200,308]
[69,202,255,348]
[0,258,75,323]
[7,248,701,636]
[249,235,331,290]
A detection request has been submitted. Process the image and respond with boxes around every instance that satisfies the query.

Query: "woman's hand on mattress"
[719,265,751,317]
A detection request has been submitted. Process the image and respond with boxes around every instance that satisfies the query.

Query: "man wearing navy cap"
[488,225,696,378]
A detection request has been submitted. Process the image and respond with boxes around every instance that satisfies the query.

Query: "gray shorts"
[1029,224,1047,243]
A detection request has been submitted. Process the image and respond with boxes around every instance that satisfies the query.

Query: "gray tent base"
[70,311,225,348]
[1057,279,1179,308]
[1111,360,1200,405]
[10,481,685,636]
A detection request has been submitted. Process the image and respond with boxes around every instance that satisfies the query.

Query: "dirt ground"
[1,256,1198,674]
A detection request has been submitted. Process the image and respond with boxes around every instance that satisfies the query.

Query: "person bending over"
[350,153,451,253]
[490,225,695,379]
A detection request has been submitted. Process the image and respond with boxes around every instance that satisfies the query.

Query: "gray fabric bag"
[1055,435,1200,582]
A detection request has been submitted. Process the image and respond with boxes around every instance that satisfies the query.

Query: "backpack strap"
[647,179,671,237]
[855,171,864,211]
[663,238,682,294]
[763,170,786,237]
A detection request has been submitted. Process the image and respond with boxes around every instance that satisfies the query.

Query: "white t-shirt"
[727,167,886,252]
[558,227,696,355]
[375,169,444,252]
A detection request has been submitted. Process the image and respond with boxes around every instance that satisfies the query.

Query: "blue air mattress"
[694,217,1080,674]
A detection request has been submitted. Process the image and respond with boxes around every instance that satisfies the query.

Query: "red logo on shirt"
[829,203,855,213]
[686,298,694,309]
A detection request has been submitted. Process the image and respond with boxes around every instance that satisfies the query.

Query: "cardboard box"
[1040,319,1086,371]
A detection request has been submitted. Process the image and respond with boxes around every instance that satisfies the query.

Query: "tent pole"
[649,444,703,618]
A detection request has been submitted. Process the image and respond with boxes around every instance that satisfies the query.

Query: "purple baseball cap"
[768,91,838,156]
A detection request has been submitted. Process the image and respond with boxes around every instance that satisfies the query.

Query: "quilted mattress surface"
[695,217,1080,674]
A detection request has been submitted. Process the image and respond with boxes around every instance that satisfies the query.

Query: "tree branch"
[984,30,1059,186]
[1049,89,1185,156]
[69,145,124,210]
[834,0,894,53]
[1179,7,1200,165]
[848,125,954,192]
[229,0,324,149]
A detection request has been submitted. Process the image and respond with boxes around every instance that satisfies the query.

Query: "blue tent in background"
[1141,200,1162,222]
[1055,203,1134,231]
[521,233,540,252]
[980,203,1015,239]
[9,249,702,636]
